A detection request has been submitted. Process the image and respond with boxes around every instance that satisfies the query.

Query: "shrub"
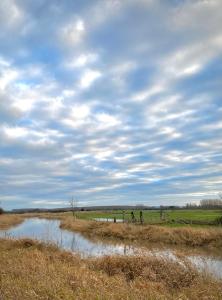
[0,207,4,215]
[215,216,222,225]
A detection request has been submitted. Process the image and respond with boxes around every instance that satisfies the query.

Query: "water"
[0,218,222,278]
[0,218,135,256]
[94,218,123,222]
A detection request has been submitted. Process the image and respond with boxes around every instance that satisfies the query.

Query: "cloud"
[62,104,91,128]
[0,0,221,209]
[59,18,85,47]
[79,69,102,88]
[95,113,121,128]
[66,53,98,68]
[0,0,24,29]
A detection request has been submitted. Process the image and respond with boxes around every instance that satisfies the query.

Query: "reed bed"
[0,214,24,229]
[0,238,222,300]
[60,217,222,248]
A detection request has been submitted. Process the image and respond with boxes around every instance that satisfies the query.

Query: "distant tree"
[69,197,78,218]
[169,206,176,209]
[200,198,222,208]
[186,203,197,208]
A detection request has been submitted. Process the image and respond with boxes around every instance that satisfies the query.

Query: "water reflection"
[0,218,134,257]
[0,218,222,278]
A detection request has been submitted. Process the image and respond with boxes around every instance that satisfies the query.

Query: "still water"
[94,218,123,222]
[0,218,135,256]
[0,218,222,278]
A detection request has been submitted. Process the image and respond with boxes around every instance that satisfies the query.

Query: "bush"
[215,216,222,225]
[0,207,4,215]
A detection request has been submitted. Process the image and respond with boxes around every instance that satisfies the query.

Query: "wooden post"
[122,210,125,223]
[140,211,144,224]
[131,211,135,223]
[160,206,164,221]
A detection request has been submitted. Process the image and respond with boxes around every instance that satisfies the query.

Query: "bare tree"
[69,197,78,218]
[200,198,222,208]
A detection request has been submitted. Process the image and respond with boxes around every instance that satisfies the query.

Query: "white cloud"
[181,64,201,76]
[60,18,85,46]
[79,69,101,88]
[94,149,115,160]
[67,53,98,68]
[76,19,85,31]
[3,126,28,139]
[0,67,18,90]
[95,113,121,128]
[71,104,90,119]
[132,84,164,102]
[62,104,91,128]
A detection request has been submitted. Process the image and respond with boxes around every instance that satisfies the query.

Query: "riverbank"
[60,217,222,248]
[0,214,24,229]
[0,238,221,300]
[1,213,222,248]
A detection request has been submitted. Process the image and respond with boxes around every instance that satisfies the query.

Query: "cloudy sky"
[0,0,222,209]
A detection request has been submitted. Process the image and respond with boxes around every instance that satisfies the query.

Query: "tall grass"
[0,214,24,229]
[60,217,222,248]
[0,238,221,299]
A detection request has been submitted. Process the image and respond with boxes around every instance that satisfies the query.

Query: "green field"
[74,209,222,226]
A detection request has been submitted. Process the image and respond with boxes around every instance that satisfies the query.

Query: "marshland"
[1,209,222,299]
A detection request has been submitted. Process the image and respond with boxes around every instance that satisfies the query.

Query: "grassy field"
[1,209,221,229]
[75,209,222,225]
[0,238,222,300]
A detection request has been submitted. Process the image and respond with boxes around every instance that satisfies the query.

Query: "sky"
[0,0,222,209]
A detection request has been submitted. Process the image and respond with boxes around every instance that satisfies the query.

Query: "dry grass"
[0,238,222,300]
[1,213,222,248]
[0,212,65,230]
[89,255,197,288]
[0,214,24,229]
[60,217,222,248]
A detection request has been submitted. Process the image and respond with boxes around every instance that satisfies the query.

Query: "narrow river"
[1,218,222,279]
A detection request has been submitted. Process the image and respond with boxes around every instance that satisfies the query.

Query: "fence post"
[131,211,135,223]
[140,211,144,224]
